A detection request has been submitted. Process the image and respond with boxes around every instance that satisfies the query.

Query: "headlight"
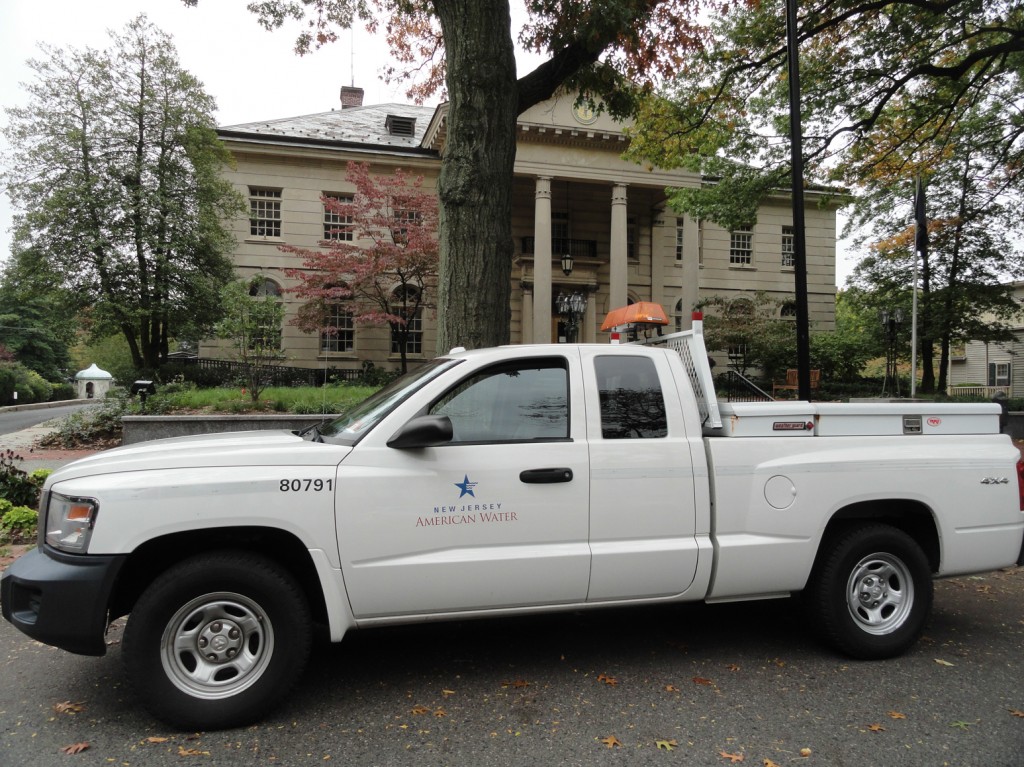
[45,493,99,553]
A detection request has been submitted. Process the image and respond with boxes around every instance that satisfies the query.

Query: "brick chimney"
[340,86,364,109]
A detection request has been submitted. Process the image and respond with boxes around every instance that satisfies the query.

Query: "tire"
[807,524,933,660]
[122,551,312,730]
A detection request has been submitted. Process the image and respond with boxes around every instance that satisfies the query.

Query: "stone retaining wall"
[121,414,339,444]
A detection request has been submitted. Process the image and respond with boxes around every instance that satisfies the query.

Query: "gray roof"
[219,103,438,151]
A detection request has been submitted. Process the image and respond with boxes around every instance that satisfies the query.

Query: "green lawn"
[150,384,380,415]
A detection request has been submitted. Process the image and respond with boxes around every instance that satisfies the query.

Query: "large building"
[203,86,838,373]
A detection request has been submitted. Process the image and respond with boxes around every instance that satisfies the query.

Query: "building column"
[583,290,596,343]
[609,183,628,309]
[533,177,553,343]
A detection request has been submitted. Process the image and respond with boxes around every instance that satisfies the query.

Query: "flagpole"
[911,176,925,399]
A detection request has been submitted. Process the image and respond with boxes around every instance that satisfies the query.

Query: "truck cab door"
[336,353,591,619]
[582,348,701,601]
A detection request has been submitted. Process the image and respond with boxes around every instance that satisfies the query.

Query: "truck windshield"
[316,358,461,444]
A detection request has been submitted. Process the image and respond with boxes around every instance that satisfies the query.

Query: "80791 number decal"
[279,479,334,492]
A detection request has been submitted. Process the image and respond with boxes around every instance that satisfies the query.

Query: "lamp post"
[881,308,904,398]
[556,291,587,343]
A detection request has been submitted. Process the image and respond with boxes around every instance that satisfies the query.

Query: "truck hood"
[45,430,352,483]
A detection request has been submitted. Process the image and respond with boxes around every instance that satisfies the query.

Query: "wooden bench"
[773,368,820,398]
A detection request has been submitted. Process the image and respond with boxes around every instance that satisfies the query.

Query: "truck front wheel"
[808,524,933,659]
[122,551,312,730]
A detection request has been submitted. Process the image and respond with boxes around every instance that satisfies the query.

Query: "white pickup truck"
[3,316,1023,730]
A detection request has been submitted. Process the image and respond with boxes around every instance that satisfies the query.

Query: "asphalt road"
[0,402,98,438]
[1,566,1022,766]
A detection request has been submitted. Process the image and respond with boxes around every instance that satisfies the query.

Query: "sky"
[0,0,856,286]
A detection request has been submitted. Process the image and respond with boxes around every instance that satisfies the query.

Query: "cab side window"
[595,355,668,439]
[429,359,569,443]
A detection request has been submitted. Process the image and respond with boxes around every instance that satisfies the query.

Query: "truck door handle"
[520,468,573,484]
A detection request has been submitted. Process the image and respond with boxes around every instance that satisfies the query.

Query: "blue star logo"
[455,474,478,498]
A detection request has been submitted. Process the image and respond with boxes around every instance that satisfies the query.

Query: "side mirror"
[387,415,454,449]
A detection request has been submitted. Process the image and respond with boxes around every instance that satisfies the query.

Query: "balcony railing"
[521,237,597,259]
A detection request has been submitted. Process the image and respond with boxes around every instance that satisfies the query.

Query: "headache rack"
[637,312,722,429]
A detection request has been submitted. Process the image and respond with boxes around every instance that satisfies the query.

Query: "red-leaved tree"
[282,162,439,373]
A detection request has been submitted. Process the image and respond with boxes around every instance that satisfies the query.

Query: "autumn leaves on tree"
[282,162,439,374]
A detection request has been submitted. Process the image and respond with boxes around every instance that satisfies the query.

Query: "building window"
[675,218,685,262]
[698,220,704,266]
[781,225,795,268]
[730,228,753,265]
[627,217,637,260]
[391,286,423,355]
[321,304,354,353]
[248,277,281,298]
[674,298,685,332]
[324,194,354,241]
[392,208,420,244]
[249,187,281,238]
[780,301,797,319]
[727,343,748,369]
[989,362,1011,387]
[552,210,569,239]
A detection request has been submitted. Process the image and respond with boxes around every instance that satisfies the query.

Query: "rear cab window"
[594,355,668,439]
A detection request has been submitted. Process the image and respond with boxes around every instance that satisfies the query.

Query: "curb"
[0,399,86,414]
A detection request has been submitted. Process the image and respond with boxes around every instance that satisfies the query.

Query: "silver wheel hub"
[846,553,914,636]
[160,592,275,701]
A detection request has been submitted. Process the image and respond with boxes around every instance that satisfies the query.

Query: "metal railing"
[171,357,364,387]
[719,370,774,402]
[521,237,597,258]
[946,384,1010,399]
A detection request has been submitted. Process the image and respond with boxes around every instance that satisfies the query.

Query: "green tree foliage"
[699,293,794,380]
[624,0,1024,393]
[848,109,1024,392]
[625,0,1024,228]
[1,15,243,374]
[186,0,718,352]
[0,362,53,405]
[0,278,74,383]
[700,291,874,385]
[215,277,287,403]
[282,162,439,374]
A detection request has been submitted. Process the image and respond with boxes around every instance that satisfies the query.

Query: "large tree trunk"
[432,0,518,351]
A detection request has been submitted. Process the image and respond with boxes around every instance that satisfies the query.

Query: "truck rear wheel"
[808,524,933,659]
[122,551,312,730]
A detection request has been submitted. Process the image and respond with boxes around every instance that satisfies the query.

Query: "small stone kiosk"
[75,364,113,399]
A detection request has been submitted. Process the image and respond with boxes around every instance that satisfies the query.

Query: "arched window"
[674,298,685,333]
[780,301,798,320]
[248,277,282,297]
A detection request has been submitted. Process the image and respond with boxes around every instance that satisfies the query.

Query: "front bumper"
[1,546,126,656]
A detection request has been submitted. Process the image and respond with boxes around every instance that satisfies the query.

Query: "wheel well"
[108,527,330,626]
[817,500,940,573]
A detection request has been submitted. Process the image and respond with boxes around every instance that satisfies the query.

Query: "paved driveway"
[1,566,1022,766]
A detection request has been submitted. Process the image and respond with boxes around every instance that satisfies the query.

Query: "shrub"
[0,504,38,544]
[0,450,42,507]
[49,382,76,401]
[39,393,134,449]
[0,361,50,405]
